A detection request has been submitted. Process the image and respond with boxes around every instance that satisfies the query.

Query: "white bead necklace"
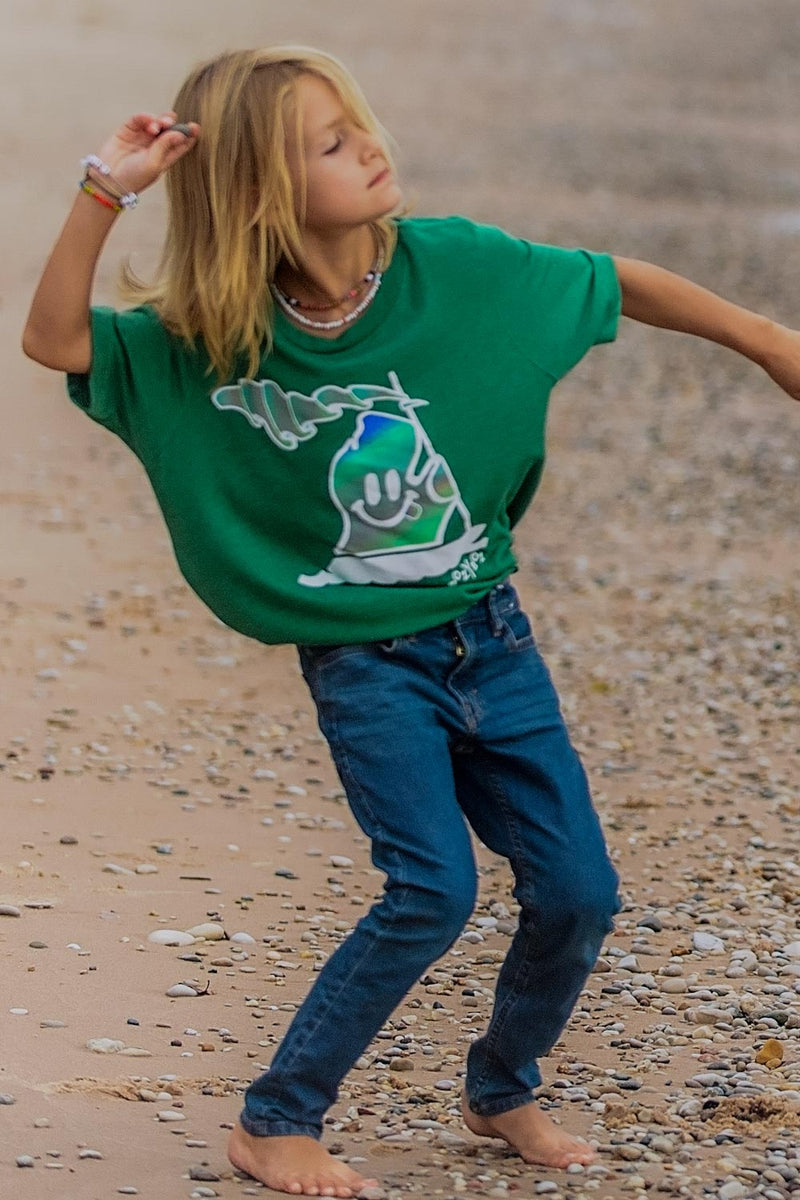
[271,266,383,332]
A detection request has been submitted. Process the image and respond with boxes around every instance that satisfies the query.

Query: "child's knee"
[523,858,620,932]
[385,867,478,949]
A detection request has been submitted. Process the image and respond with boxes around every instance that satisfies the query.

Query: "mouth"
[368,167,391,188]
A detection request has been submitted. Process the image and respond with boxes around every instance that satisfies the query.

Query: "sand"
[2,1,800,1197]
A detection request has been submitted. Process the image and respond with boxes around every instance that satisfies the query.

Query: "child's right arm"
[22,112,199,374]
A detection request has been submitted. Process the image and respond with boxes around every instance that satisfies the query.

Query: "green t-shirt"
[67,216,619,645]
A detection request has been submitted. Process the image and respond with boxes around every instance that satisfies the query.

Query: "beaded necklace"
[271,259,383,332]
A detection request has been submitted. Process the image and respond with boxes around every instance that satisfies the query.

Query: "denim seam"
[257,681,412,1097]
[469,757,543,1107]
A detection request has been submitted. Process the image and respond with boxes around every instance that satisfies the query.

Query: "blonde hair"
[123,46,401,380]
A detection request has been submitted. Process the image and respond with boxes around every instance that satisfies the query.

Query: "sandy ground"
[2,2,800,1198]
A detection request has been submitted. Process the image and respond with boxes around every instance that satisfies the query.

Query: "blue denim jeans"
[241,581,620,1138]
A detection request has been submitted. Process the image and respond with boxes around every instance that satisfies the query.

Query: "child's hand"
[94,111,200,195]
[758,324,800,402]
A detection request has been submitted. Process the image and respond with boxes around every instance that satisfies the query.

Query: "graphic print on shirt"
[211,371,487,587]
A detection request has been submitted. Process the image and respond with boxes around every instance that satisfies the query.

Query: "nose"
[359,131,382,163]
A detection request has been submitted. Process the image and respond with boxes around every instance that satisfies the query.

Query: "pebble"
[693,931,725,954]
[78,1148,103,1159]
[718,1183,747,1200]
[188,1165,221,1181]
[16,1155,35,1167]
[190,1190,218,1199]
[186,923,226,940]
[166,984,200,997]
[87,1038,126,1053]
[157,1109,186,1122]
[0,904,22,917]
[0,1093,16,1104]
[147,930,195,946]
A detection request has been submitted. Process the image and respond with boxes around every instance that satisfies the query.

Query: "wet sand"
[2,2,800,1197]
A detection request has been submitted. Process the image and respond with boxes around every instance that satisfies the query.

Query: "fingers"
[123,110,178,138]
[152,120,201,169]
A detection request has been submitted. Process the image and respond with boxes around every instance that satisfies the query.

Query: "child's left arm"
[613,257,800,403]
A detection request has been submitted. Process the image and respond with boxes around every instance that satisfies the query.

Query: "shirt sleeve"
[65,305,163,451]
[467,222,621,382]
[523,244,620,380]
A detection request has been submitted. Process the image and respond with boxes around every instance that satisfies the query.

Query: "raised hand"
[94,111,200,195]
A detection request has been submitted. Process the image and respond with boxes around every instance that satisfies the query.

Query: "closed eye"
[323,136,343,155]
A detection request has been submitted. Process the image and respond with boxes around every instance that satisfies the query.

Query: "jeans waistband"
[451,579,518,634]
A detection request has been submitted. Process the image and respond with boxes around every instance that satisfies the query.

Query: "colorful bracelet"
[79,154,139,209]
[79,179,123,212]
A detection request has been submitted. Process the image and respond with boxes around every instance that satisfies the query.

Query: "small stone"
[186,923,226,941]
[117,1189,139,1195]
[0,905,22,917]
[190,1190,218,1199]
[166,984,199,997]
[0,1093,16,1104]
[661,978,687,994]
[435,1079,456,1090]
[16,1155,36,1167]
[230,932,256,944]
[718,1182,747,1200]
[87,1038,125,1053]
[78,1148,103,1159]
[618,955,639,971]
[782,942,800,959]
[693,931,725,954]
[357,1188,387,1200]
[59,835,78,845]
[756,1039,785,1065]
[330,855,354,868]
[535,1185,559,1196]
[189,1166,221,1181]
[148,930,195,946]
[157,1109,186,1122]
[33,1117,51,1128]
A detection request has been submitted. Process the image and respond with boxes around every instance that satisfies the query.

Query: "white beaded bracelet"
[79,154,139,210]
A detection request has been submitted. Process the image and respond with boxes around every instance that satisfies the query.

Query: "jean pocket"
[499,605,536,651]
[298,641,374,674]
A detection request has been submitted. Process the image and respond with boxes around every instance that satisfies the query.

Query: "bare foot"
[461,1092,596,1169]
[227,1123,379,1197]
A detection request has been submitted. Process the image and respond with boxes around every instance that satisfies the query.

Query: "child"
[23,45,800,1200]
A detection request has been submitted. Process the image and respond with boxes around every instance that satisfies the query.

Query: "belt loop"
[487,583,505,637]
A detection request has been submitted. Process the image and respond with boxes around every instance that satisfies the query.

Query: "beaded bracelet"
[79,154,139,209]
[79,179,123,212]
